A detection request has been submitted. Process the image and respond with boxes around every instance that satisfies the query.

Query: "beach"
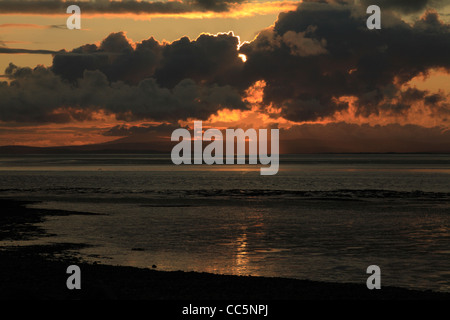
[1,198,449,300]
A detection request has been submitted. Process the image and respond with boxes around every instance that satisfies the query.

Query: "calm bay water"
[0,154,449,292]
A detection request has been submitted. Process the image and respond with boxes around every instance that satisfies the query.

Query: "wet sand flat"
[0,199,449,300]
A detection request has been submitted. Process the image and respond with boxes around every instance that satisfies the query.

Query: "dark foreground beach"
[0,199,449,300]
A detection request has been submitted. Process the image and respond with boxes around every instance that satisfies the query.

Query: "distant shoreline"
[1,198,449,300]
[1,146,450,155]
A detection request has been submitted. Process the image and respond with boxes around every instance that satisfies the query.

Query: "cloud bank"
[238,1,450,122]
[1,0,450,151]
[1,62,247,123]
[0,0,247,15]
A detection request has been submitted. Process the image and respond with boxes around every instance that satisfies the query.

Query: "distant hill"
[0,136,171,154]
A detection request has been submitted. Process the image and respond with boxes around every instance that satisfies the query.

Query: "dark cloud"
[424,92,446,106]
[52,31,247,88]
[0,47,56,54]
[1,31,248,124]
[52,32,162,84]
[280,122,450,153]
[239,1,450,122]
[304,0,448,14]
[0,0,245,14]
[359,0,448,14]
[154,32,247,89]
[0,63,247,123]
[2,1,450,127]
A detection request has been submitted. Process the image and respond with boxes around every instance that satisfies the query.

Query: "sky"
[1,0,450,152]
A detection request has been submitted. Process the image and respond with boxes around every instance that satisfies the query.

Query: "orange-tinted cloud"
[0,23,64,29]
[0,0,301,18]
[2,0,450,151]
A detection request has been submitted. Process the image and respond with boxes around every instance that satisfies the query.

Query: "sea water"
[0,154,449,292]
